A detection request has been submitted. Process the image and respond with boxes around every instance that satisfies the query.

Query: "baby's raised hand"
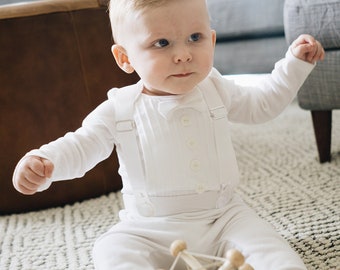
[13,156,54,195]
[291,34,325,64]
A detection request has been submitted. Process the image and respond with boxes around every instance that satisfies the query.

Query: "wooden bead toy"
[170,240,205,269]
[218,249,244,270]
[169,240,254,270]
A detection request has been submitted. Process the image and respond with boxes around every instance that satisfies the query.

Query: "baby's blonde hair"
[109,0,169,43]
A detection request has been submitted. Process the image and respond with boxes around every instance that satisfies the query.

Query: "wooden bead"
[170,240,187,257]
[169,240,204,269]
[226,249,245,267]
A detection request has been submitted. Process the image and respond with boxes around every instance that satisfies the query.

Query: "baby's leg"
[219,197,307,270]
[92,231,179,270]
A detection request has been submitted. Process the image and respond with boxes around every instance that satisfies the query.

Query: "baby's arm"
[218,35,324,124]
[12,98,117,195]
[13,156,54,195]
[290,34,325,64]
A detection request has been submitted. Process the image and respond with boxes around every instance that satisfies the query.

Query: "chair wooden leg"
[311,110,332,163]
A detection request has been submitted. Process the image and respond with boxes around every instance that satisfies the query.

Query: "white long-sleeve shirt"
[24,49,314,198]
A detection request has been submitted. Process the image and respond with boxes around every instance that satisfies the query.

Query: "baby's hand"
[13,156,54,195]
[291,34,325,64]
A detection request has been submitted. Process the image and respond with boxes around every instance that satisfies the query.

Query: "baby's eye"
[154,39,170,48]
[189,33,201,42]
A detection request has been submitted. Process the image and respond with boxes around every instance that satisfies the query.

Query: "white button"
[190,159,201,171]
[181,116,191,126]
[186,138,197,149]
[196,183,206,193]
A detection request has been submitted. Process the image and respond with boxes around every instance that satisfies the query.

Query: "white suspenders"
[112,77,238,216]
[111,82,155,216]
[198,80,236,187]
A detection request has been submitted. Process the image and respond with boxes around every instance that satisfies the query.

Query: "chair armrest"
[283,0,340,50]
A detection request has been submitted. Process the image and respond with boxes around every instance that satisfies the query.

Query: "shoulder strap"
[112,83,155,216]
[197,77,239,191]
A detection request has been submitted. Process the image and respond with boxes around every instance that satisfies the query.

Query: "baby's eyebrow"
[142,32,167,42]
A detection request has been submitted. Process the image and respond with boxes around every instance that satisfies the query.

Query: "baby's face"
[118,0,216,95]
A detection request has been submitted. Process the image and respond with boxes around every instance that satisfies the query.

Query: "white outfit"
[20,49,314,269]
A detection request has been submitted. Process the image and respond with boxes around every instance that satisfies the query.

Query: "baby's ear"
[111,45,135,74]
[211,29,216,47]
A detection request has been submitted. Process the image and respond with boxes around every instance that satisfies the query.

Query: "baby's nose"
[174,47,192,63]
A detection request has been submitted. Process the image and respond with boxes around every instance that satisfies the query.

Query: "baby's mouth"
[172,72,193,78]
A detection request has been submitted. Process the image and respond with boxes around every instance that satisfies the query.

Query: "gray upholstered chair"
[284,0,340,163]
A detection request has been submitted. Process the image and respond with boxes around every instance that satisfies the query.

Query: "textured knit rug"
[0,100,339,270]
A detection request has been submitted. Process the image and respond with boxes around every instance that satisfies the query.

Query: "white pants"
[93,195,307,270]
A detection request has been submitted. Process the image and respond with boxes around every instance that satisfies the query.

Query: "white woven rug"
[1,101,339,270]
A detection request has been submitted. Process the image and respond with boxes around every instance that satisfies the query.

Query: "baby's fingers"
[29,157,46,177]
[309,41,325,63]
[293,43,314,61]
[41,159,54,178]
[292,34,314,48]
[13,156,53,195]
[291,34,325,63]
[18,173,47,195]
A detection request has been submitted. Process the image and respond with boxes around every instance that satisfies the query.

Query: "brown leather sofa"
[0,0,139,214]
